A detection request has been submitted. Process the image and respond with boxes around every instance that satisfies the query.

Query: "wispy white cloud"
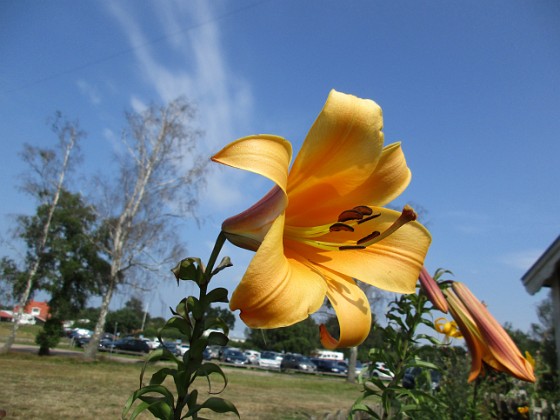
[76,79,101,105]
[106,0,257,213]
[499,249,542,271]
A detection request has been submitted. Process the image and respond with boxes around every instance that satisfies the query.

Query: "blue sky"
[1,1,559,338]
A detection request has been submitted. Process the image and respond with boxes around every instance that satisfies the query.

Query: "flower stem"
[202,231,227,288]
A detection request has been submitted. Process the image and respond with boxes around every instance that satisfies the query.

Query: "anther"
[357,213,381,224]
[329,223,355,232]
[337,210,364,222]
[339,245,366,251]
[352,206,373,216]
[357,231,380,245]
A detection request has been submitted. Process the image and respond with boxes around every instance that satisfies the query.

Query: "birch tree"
[83,97,207,359]
[1,114,82,353]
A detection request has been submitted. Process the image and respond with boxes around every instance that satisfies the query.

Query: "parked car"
[355,361,365,375]
[220,348,248,365]
[141,338,159,350]
[403,367,441,391]
[207,345,222,360]
[113,337,151,354]
[159,341,181,356]
[370,362,395,381]
[203,347,212,360]
[179,344,190,356]
[311,358,346,375]
[98,338,116,351]
[280,354,316,372]
[74,336,91,348]
[244,350,261,365]
[259,351,283,369]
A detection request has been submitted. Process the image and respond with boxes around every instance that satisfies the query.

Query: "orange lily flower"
[444,282,535,382]
[212,90,431,349]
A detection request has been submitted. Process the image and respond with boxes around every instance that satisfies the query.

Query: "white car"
[370,362,395,381]
[259,351,283,369]
[244,350,261,365]
[179,344,190,356]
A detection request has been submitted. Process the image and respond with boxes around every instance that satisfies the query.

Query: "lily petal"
[419,267,449,313]
[229,214,327,328]
[319,272,371,349]
[222,185,287,251]
[445,290,485,382]
[286,90,385,226]
[287,142,412,227]
[212,134,292,194]
[298,208,431,293]
[452,282,536,382]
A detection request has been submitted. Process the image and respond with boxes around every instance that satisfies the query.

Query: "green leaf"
[195,362,228,394]
[204,317,230,336]
[187,296,204,320]
[211,256,233,276]
[139,397,174,420]
[150,367,177,386]
[351,402,380,419]
[206,331,229,346]
[123,385,175,420]
[199,397,240,417]
[174,298,190,319]
[205,287,229,304]
[161,316,193,339]
[171,257,202,284]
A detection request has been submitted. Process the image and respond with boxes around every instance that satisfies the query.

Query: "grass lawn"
[0,351,361,419]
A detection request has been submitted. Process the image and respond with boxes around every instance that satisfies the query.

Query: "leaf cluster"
[352,290,445,419]
[123,247,239,419]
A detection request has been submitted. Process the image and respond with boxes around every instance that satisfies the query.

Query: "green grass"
[0,322,42,343]
[0,351,361,419]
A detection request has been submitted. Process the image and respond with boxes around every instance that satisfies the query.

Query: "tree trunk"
[1,133,76,354]
[347,346,358,383]
[83,276,116,360]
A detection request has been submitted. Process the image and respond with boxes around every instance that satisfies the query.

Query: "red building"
[1,300,51,324]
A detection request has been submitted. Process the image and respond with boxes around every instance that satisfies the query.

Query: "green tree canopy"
[245,317,320,355]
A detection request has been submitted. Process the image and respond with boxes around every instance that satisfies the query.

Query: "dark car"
[114,337,151,353]
[98,338,116,351]
[220,348,248,365]
[159,341,181,356]
[311,358,346,375]
[280,354,316,372]
[74,336,91,348]
[403,367,441,392]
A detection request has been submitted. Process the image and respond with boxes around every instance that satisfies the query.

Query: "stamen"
[329,223,355,232]
[352,206,373,216]
[357,231,380,245]
[357,213,381,224]
[352,205,418,248]
[337,209,363,222]
[339,245,366,251]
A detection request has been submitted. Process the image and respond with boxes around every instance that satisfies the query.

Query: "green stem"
[175,232,228,420]
[201,231,227,288]
[471,376,480,420]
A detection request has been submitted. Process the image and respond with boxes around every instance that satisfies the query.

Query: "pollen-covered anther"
[357,213,381,224]
[357,231,380,245]
[337,209,364,222]
[402,205,417,222]
[352,206,373,216]
[339,245,366,251]
[329,223,355,232]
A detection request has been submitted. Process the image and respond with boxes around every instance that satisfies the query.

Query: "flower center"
[284,205,417,252]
